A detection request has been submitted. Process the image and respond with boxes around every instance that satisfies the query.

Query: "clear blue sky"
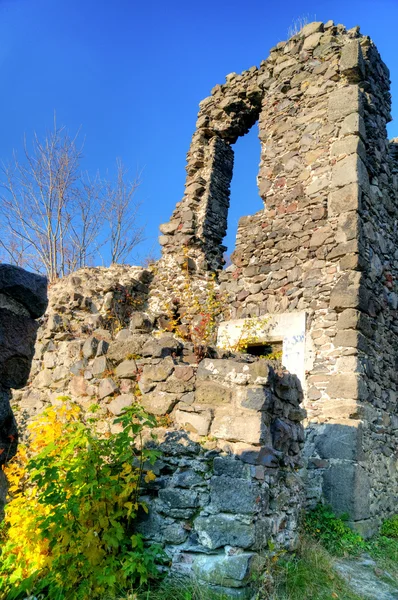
[0,0,397,263]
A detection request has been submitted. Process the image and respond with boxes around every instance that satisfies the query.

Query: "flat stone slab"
[334,556,398,600]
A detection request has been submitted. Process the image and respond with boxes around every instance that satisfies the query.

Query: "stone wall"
[0,264,47,516]
[13,265,304,596]
[152,21,398,535]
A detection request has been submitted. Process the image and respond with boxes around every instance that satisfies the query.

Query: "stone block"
[328,86,362,122]
[303,32,323,50]
[326,373,361,399]
[194,514,255,549]
[108,393,135,416]
[328,183,360,216]
[331,135,365,160]
[319,399,361,420]
[193,552,255,589]
[0,310,39,389]
[171,469,204,488]
[330,272,362,310]
[142,357,174,382]
[235,386,273,411]
[129,312,153,333]
[142,335,182,358]
[0,264,47,318]
[334,330,368,352]
[159,488,199,509]
[339,40,365,82]
[175,409,212,436]
[213,456,251,479]
[115,359,137,378]
[210,409,264,444]
[331,154,369,191]
[141,390,178,415]
[340,113,366,139]
[82,336,99,359]
[195,381,232,405]
[301,21,324,37]
[323,463,370,521]
[210,475,258,514]
[107,335,151,363]
[315,422,364,461]
[96,340,109,356]
[337,308,359,330]
[91,356,108,376]
[98,378,118,399]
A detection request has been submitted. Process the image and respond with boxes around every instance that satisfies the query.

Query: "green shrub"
[0,399,163,600]
[381,515,398,539]
[304,504,366,556]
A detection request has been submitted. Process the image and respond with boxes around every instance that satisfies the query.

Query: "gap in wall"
[223,123,262,265]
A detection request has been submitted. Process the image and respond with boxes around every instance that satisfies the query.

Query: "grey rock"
[192,552,255,588]
[98,378,118,399]
[82,336,99,359]
[210,475,258,514]
[108,393,135,415]
[115,359,137,378]
[0,264,47,318]
[195,514,255,550]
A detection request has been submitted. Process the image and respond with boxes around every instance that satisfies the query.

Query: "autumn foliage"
[0,399,162,599]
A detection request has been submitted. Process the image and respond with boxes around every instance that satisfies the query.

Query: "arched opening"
[223,123,263,264]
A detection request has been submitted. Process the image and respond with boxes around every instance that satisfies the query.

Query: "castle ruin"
[2,19,398,597]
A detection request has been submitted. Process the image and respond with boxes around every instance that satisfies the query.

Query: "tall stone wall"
[0,264,47,516]
[153,21,398,535]
[13,266,304,597]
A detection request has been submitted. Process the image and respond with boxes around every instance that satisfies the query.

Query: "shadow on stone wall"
[0,264,47,515]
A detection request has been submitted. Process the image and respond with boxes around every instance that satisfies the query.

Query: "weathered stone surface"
[98,378,118,399]
[195,381,232,404]
[195,514,255,549]
[115,359,137,378]
[175,409,212,435]
[91,355,108,376]
[0,264,48,318]
[323,463,370,521]
[211,410,264,444]
[328,86,361,121]
[142,357,174,381]
[210,475,258,514]
[192,552,255,588]
[330,272,362,309]
[339,40,365,81]
[140,390,178,415]
[108,393,135,415]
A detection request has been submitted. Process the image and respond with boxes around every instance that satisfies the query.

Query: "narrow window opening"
[223,124,263,264]
[246,340,283,364]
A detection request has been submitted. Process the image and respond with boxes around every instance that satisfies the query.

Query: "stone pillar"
[0,264,47,517]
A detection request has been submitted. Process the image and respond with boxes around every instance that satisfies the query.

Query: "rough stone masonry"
[13,266,304,598]
[153,20,398,537]
[8,17,398,597]
[0,264,47,517]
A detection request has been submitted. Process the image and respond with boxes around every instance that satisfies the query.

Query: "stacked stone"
[150,66,263,315]
[0,264,47,517]
[12,262,304,595]
[13,264,151,430]
[151,21,398,535]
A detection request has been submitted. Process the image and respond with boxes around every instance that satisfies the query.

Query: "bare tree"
[104,159,145,264]
[0,122,146,279]
[0,121,81,280]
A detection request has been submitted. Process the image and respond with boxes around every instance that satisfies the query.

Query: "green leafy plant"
[304,504,366,556]
[381,515,398,539]
[0,399,163,600]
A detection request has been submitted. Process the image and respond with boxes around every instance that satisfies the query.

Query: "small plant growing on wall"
[159,248,230,359]
[0,398,162,599]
